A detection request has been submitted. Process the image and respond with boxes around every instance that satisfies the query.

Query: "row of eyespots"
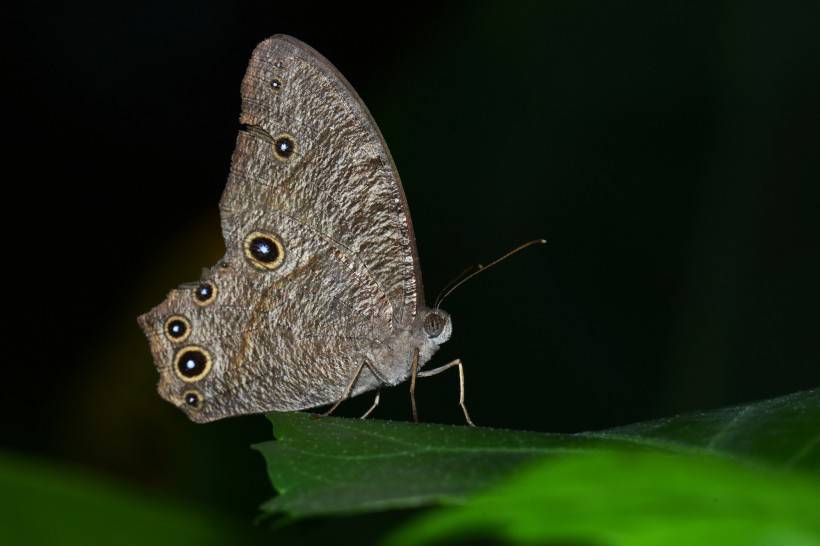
[162,280,216,344]
[257,73,296,160]
[160,229,286,411]
[173,346,211,412]
[178,346,208,412]
[269,59,285,91]
[164,232,284,343]
[164,288,213,411]
[266,63,296,163]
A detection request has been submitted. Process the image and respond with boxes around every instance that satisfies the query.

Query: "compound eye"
[423,313,446,338]
[164,315,191,342]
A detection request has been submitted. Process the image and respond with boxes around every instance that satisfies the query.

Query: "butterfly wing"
[223,35,423,321]
[138,35,424,422]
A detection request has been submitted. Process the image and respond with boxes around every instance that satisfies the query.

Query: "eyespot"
[182,390,203,410]
[272,134,296,160]
[193,281,217,306]
[270,78,283,91]
[274,61,284,69]
[164,315,191,342]
[174,346,213,382]
[243,231,285,270]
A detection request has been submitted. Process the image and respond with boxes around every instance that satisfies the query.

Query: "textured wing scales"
[138,35,422,421]
[221,35,423,325]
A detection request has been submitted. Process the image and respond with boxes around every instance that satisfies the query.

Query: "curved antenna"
[433,264,477,309]
[435,239,547,310]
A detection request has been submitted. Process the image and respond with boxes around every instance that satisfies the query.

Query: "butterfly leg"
[416,359,475,427]
[360,391,380,419]
[321,360,384,417]
[409,348,420,422]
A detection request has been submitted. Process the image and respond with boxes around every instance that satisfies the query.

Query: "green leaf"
[255,389,819,521]
[595,388,820,471]
[0,452,262,546]
[386,451,820,546]
[255,412,607,518]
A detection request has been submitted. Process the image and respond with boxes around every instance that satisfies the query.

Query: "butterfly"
[138,35,474,424]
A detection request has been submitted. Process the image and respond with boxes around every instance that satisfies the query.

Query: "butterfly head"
[422,309,452,346]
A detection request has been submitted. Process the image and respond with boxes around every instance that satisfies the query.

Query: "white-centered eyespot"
[272,133,296,161]
[193,281,217,306]
[243,231,285,270]
[164,315,191,343]
[181,389,204,410]
[174,346,213,383]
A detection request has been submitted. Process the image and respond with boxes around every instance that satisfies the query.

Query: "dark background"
[4,0,819,529]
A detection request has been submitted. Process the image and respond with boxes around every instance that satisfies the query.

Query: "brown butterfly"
[138,35,475,424]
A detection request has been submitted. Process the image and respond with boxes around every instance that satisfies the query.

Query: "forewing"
[220,35,423,325]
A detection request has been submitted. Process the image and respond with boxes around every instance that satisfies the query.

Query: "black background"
[4,0,819,523]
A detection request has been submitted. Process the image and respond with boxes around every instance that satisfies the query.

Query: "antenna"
[432,264,475,307]
[434,239,547,309]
